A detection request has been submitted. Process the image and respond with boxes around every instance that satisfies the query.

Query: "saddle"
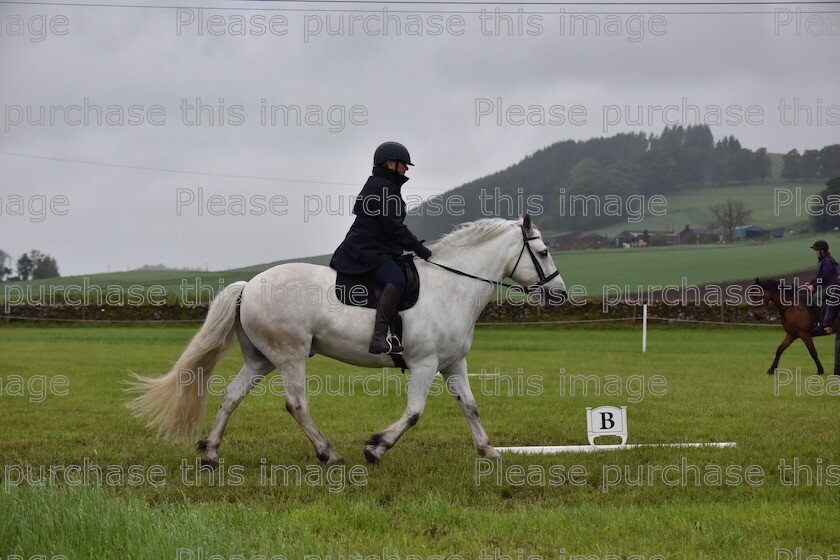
[334,255,420,311]
[334,255,421,371]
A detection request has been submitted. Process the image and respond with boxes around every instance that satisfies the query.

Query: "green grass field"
[2,325,839,559]
[554,233,829,295]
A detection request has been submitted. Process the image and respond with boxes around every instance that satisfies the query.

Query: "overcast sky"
[1,1,838,276]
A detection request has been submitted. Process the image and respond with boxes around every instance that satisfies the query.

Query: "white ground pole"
[642,303,648,353]
[497,442,737,454]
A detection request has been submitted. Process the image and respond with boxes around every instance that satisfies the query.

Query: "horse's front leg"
[800,333,824,375]
[364,359,438,464]
[768,333,796,375]
[440,358,499,459]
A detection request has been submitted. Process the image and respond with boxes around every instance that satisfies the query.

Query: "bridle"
[426,226,560,294]
[508,225,561,291]
[755,286,795,314]
[758,293,773,313]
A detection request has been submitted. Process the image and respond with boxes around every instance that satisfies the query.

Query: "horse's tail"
[126,281,247,441]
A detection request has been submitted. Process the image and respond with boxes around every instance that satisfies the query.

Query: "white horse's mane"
[431,217,533,250]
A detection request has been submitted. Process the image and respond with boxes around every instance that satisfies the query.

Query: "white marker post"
[587,406,628,447]
[642,303,648,353]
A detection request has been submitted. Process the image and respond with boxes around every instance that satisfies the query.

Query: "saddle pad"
[334,255,420,311]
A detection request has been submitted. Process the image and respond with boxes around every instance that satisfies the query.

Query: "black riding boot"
[823,305,839,333]
[811,305,834,336]
[368,283,404,354]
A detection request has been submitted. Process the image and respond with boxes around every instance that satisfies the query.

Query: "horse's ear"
[523,213,532,233]
[755,277,760,284]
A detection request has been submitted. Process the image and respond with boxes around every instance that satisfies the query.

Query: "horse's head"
[750,278,776,320]
[507,214,567,308]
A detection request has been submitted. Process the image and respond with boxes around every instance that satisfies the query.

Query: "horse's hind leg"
[199,359,274,467]
[199,325,275,466]
[440,358,500,459]
[800,333,824,375]
[834,333,840,376]
[281,358,345,465]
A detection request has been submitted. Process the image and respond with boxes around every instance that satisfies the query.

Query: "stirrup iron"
[386,334,404,355]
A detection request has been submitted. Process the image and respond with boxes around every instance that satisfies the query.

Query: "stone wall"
[1,299,765,326]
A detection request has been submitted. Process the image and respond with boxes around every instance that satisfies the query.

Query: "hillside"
[584,180,824,236]
[408,129,838,241]
[0,254,331,306]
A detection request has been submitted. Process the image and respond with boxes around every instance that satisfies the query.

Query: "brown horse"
[750,278,831,375]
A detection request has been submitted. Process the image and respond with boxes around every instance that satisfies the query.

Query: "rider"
[329,141,432,355]
[805,240,840,335]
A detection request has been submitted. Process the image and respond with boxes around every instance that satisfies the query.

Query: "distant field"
[554,233,830,296]
[588,180,824,236]
[0,254,332,305]
[3,233,830,304]
[2,325,839,558]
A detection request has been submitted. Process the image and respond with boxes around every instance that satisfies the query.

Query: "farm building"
[543,232,611,251]
[734,225,769,240]
[613,230,678,248]
[677,225,719,244]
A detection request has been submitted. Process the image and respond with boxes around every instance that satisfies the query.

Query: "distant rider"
[329,141,432,354]
[804,240,840,335]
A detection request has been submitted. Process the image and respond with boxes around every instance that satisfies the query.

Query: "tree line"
[0,249,60,281]
[781,146,840,181]
[811,177,840,233]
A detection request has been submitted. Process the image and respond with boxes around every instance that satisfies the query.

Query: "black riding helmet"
[374,141,413,167]
[811,240,829,251]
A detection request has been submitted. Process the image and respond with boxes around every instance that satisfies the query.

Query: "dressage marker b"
[497,405,736,454]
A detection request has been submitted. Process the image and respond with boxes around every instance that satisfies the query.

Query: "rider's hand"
[415,243,432,261]
[418,246,432,261]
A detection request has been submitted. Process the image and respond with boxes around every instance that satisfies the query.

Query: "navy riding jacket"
[330,166,429,275]
[810,254,840,288]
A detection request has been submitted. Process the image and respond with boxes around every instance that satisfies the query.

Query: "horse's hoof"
[199,456,219,468]
[767,369,775,375]
[364,446,382,464]
[817,371,825,375]
[480,446,502,460]
[317,449,345,465]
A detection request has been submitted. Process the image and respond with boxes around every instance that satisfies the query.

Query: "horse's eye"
[539,250,549,258]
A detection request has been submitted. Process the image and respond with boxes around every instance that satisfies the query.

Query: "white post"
[642,304,647,353]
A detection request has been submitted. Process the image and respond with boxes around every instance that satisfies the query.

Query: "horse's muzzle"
[543,286,567,308]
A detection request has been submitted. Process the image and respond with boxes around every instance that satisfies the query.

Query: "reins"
[424,226,559,294]
[425,259,527,293]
